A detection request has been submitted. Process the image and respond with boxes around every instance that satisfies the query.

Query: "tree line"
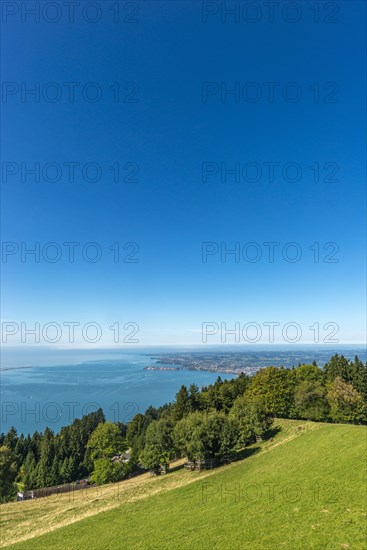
[1,354,366,502]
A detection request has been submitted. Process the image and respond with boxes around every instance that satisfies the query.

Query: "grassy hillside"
[1,419,366,549]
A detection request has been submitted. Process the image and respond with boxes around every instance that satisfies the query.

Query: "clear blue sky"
[1,1,366,346]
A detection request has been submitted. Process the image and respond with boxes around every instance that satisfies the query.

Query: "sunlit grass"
[2,419,366,549]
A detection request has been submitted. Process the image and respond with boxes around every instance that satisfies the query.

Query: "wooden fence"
[17,480,92,501]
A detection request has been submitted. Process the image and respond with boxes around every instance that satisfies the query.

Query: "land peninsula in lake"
[145,349,367,376]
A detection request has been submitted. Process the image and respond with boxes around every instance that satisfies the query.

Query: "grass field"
[1,419,366,549]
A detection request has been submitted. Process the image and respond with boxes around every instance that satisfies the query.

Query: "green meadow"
[2,419,366,549]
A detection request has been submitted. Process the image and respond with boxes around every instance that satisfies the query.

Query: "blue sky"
[1,1,366,346]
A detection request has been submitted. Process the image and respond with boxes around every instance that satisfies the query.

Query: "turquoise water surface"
[1,346,365,435]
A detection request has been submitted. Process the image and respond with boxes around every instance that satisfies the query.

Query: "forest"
[1,353,366,503]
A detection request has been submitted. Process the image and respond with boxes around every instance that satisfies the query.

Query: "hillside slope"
[2,420,366,549]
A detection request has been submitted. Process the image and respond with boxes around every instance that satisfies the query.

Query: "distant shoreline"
[1,348,366,373]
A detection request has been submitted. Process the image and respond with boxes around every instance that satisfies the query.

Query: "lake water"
[1,352,235,435]
[1,346,365,435]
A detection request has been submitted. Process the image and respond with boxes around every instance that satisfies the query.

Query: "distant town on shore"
[145,349,367,376]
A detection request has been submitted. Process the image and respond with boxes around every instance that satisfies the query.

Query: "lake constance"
[1,347,365,435]
[1,351,236,435]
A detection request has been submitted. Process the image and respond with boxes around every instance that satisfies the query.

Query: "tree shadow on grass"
[263,425,282,441]
[168,462,185,473]
[221,426,282,466]
[229,446,261,463]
